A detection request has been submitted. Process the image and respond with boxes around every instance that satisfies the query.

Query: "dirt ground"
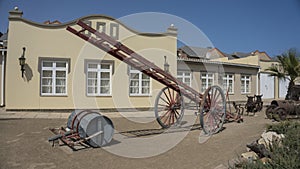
[0,109,273,169]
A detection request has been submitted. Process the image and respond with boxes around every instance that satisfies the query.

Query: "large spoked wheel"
[199,85,226,135]
[155,87,184,128]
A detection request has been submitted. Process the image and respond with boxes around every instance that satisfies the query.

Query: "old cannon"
[265,100,300,121]
[245,95,263,115]
[48,110,114,150]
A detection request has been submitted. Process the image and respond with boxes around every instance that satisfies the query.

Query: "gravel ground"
[0,108,273,169]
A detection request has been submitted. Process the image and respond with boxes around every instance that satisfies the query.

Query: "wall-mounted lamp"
[164,56,169,73]
[18,47,26,77]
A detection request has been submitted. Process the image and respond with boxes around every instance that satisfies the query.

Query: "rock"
[260,157,271,164]
[241,151,258,161]
[261,131,284,146]
[246,141,272,158]
[258,138,268,148]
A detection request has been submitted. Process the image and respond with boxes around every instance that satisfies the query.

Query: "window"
[223,74,234,94]
[83,20,92,36]
[177,71,191,87]
[129,67,150,96]
[96,22,106,33]
[87,62,112,96]
[241,75,251,94]
[41,61,68,96]
[201,72,214,92]
[110,23,119,40]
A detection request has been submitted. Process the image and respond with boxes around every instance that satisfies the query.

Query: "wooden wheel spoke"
[160,110,171,120]
[158,103,168,107]
[162,110,171,124]
[172,111,175,124]
[163,91,171,104]
[174,110,179,119]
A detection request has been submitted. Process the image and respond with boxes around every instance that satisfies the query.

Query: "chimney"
[9,7,23,19]
[167,24,178,36]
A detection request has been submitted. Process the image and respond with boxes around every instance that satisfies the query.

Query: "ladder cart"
[66,20,228,135]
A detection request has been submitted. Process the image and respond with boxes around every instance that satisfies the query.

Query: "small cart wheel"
[199,85,226,135]
[265,105,275,119]
[275,108,287,121]
[155,87,184,128]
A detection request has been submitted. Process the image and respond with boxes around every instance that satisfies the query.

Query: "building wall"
[0,52,4,106]
[178,60,259,103]
[6,12,177,110]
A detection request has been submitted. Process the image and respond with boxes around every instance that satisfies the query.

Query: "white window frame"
[201,72,214,92]
[110,23,119,40]
[129,67,151,96]
[177,71,192,87]
[96,22,106,33]
[241,75,251,94]
[223,74,234,94]
[41,60,68,96]
[86,62,112,96]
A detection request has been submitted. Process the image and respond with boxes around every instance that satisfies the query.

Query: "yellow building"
[4,8,177,110]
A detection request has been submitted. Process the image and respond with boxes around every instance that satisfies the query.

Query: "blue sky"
[0,0,299,57]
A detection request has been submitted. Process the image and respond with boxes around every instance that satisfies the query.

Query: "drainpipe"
[0,43,6,107]
[257,68,260,95]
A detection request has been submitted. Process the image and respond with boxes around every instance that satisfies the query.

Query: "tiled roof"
[231,52,253,58]
[179,46,210,58]
[0,33,8,41]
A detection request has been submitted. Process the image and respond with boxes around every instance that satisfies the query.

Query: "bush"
[237,121,300,169]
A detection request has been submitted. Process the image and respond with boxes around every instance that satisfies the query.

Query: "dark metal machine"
[266,85,300,121]
[266,100,300,121]
[245,95,263,115]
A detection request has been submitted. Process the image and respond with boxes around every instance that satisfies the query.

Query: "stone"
[260,157,271,164]
[258,138,268,148]
[261,131,284,147]
[241,151,258,161]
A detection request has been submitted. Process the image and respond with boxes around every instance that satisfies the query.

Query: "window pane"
[56,87,66,93]
[56,71,66,77]
[56,62,66,68]
[101,64,110,69]
[130,73,139,80]
[142,87,149,94]
[43,62,53,67]
[101,72,110,78]
[142,81,150,87]
[130,80,139,87]
[88,79,97,86]
[42,78,52,85]
[100,87,110,94]
[88,87,97,94]
[88,64,98,69]
[130,87,139,94]
[185,78,190,83]
[43,70,52,77]
[56,79,66,86]
[142,74,149,79]
[88,72,97,78]
[100,80,110,86]
[42,86,52,93]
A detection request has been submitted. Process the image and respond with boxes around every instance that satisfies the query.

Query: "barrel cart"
[49,20,235,149]
[48,110,114,150]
